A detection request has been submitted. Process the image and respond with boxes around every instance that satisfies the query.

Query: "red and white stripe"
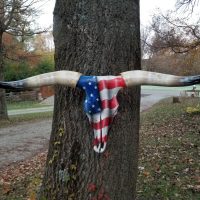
[89,76,126,153]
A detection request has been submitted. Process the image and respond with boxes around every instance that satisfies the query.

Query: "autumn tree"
[0,0,45,120]
[39,0,141,199]
[2,32,55,81]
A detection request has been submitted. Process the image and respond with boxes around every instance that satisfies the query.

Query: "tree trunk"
[0,32,8,120]
[39,0,141,199]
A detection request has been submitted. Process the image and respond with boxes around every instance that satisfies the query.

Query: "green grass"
[0,112,53,128]
[7,101,50,110]
[141,97,200,125]
[9,112,53,121]
[137,97,200,200]
[0,100,53,128]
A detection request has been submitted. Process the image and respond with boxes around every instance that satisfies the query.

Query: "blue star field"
[77,76,102,114]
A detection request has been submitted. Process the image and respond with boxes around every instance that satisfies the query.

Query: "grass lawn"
[7,101,50,110]
[137,97,200,200]
[0,112,53,128]
[0,100,53,128]
[0,97,199,199]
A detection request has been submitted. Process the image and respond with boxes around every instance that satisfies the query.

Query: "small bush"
[186,106,200,114]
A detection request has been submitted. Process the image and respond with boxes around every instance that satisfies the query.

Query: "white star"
[93,76,96,79]
[90,94,94,97]
[83,86,86,90]
[96,98,99,101]
[88,82,92,85]
[92,105,95,108]
[85,100,88,103]
[89,110,92,113]
[94,86,97,89]
[98,108,101,111]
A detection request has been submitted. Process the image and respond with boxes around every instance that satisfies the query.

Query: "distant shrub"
[4,61,32,81]
[186,106,200,114]
[4,54,55,81]
[33,55,54,75]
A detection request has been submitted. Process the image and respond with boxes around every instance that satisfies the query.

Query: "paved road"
[0,88,180,168]
[140,87,179,112]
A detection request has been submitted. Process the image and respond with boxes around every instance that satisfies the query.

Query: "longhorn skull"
[0,70,199,153]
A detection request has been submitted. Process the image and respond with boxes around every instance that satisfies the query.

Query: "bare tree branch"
[0,0,46,35]
[149,10,200,54]
[176,0,199,12]
[5,28,49,37]
[4,0,17,30]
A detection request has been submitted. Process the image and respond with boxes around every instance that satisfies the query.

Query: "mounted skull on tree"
[0,70,199,151]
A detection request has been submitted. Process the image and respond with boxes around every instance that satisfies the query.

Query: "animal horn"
[121,70,200,87]
[0,71,82,90]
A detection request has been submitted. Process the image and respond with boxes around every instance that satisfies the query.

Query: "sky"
[140,0,176,26]
[38,0,178,28]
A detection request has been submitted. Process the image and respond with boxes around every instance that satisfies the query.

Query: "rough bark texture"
[39,0,141,199]
[0,32,8,120]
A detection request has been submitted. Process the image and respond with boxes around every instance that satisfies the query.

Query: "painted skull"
[77,75,126,153]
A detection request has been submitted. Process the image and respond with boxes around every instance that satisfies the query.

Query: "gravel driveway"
[0,119,52,168]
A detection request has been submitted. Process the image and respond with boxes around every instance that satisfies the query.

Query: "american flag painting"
[77,75,126,153]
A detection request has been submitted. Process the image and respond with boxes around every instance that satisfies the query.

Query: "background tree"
[150,13,200,54]
[0,0,45,120]
[39,0,141,199]
[141,26,151,59]
[141,0,200,75]
[3,31,54,81]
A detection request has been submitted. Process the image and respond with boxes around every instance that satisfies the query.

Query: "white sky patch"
[38,0,177,28]
[38,0,199,30]
[37,0,55,29]
[140,0,176,26]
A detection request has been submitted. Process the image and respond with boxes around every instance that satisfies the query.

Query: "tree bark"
[0,32,8,120]
[39,0,141,199]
